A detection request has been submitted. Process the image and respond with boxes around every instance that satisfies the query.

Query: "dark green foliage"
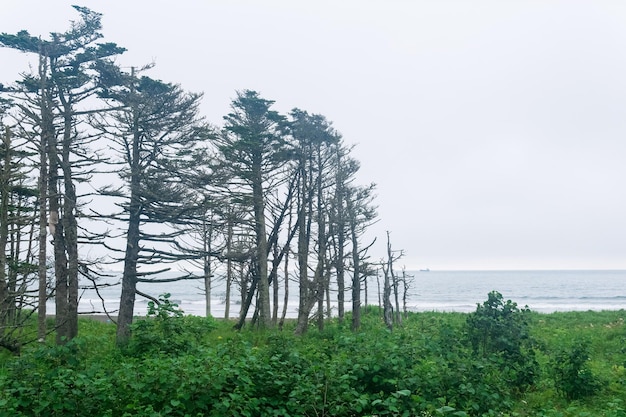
[466,291,539,391]
[1,309,625,416]
[552,339,602,400]
[467,291,531,357]
[126,293,217,356]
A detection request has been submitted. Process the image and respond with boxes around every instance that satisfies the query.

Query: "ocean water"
[56,269,626,318]
[407,270,626,313]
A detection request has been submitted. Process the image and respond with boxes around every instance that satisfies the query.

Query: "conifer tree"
[0,6,125,343]
[289,109,338,334]
[95,64,210,346]
[217,90,289,329]
[0,103,40,353]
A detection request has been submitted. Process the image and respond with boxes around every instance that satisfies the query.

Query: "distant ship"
[419,268,430,272]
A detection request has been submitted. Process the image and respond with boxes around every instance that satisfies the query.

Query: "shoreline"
[59,308,626,325]
[47,314,117,323]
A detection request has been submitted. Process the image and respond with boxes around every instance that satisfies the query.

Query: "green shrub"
[126,293,216,356]
[552,339,602,400]
[466,291,539,391]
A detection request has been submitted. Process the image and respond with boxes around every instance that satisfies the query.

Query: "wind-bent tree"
[0,104,40,353]
[323,144,378,330]
[345,180,377,331]
[217,90,289,329]
[7,51,55,341]
[290,109,338,334]
[382,230,403,330]
[0,114,13,337]
[0,6,125,343]
[328,141,352,322]
[400,267,414,319]
[95,65,209,346]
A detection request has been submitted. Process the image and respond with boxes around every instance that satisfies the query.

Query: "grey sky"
[2,1,625,270]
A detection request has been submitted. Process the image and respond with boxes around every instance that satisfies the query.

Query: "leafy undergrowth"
[0,299,625,416]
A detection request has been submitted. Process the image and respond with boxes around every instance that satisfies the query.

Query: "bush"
[552,339,602,400]
[466,291,539,390]
[126,293,216,356]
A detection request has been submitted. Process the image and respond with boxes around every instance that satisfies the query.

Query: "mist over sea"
[58,270,626,318]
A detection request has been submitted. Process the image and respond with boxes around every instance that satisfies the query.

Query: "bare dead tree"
[382,230,404,330]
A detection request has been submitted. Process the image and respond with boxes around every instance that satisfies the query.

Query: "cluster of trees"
[0,7,408,350]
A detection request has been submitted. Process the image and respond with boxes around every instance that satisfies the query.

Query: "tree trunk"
[233,266,258,330]
[224,218,233,319]
[334,149,346,322]
[204,255,211,317]
[61,106,78,340]
[37,54,52,340]
[0,127,11,326]
[364,273,368,307]
[272,242,279,325]
[251,162,271,328]
[315,264,324,332]
[116,202,140,346]
[279,241,289,329]
[48,109,68,345]
[37,120,48,341]
[239,264,248,310]
[383,231,398,330]
[116,107,142,347]
[377,272,382,310]
[393,271,402,326]
[224,261,232,319]
[383,263,393,331]
[402,270,410,319]
[348,197,361,331]
[294,227,319,335]
[336,238,345,321]
[295,165,311,335]
[315,147,326,332]
[203,218,212,317]
[325,268,331,319]
[278,206,293,330]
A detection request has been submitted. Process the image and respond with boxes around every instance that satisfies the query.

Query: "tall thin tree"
[217,90,288,329]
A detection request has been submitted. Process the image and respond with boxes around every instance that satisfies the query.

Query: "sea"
[51,270,626,319]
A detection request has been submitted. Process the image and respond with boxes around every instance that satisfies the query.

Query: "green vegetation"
[1,297,625,417]
[466,291,538,392]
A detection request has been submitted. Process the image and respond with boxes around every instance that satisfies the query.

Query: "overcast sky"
[2,1,626,270]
